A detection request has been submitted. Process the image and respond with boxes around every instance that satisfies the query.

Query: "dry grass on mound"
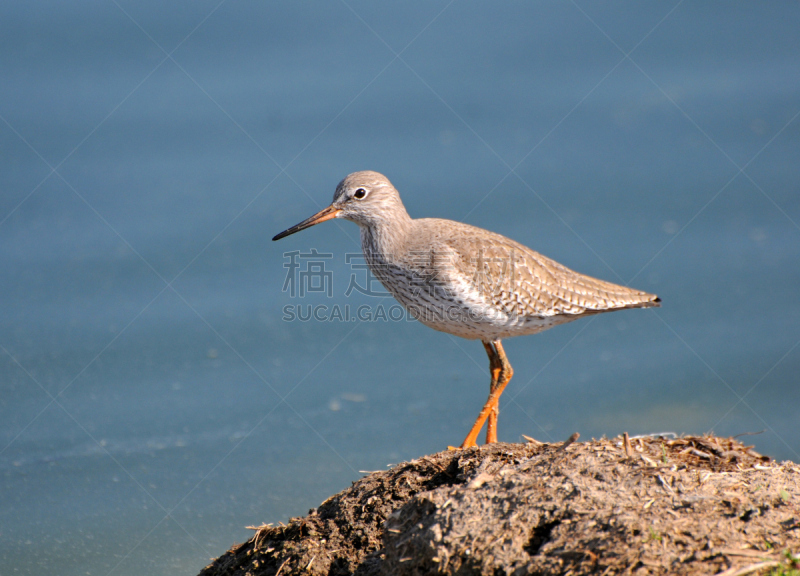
[199,434,800,576]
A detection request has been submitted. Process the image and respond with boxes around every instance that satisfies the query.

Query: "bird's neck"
[359,210,413,263]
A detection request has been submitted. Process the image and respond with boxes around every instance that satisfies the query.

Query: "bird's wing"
[412,220,658,318]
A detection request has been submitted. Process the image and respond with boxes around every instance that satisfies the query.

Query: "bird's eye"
[353,188,367,199]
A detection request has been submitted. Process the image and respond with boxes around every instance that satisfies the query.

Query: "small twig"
[274,558,289,576]
[623,432,632,457]
[247,524,273,549]
[522,434,543,446]
[246,523,272,530]
[690,448,712,460]
[732,430,766,439]
[714,560,781,576]
[718,549,777,559]
[558,432,580,452]
[657,474,675,494]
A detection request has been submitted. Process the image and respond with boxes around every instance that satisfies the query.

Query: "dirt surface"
[198,435,800,576]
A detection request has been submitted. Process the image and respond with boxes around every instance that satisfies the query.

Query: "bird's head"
[272,171,407,240]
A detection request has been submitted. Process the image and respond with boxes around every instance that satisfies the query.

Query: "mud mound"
[199,435,800,576]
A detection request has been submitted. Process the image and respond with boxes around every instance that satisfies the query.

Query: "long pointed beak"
[272,204,342,241]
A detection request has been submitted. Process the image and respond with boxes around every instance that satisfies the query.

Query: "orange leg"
[460,340,513,448]
[484,342,501,444]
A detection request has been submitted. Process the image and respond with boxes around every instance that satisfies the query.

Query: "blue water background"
[1,2,799,574]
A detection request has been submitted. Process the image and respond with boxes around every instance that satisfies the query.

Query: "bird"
[273,171,660,448]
